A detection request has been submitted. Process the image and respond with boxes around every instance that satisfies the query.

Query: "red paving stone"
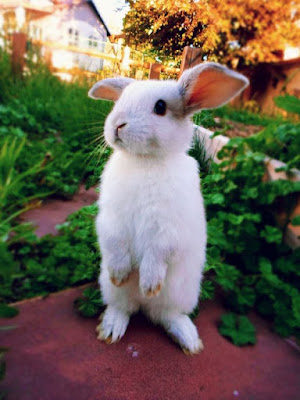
[1,288,299,400]
[19,185,98,237]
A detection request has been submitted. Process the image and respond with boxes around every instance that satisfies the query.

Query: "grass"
[0,49,112,220]
[194,104,287,131]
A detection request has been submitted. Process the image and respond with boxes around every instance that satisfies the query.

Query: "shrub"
[0,205,100,303]
[0,51,111,206]
[200,137,300,342]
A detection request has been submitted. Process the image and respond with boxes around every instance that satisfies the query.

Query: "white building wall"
[29,2,108,71]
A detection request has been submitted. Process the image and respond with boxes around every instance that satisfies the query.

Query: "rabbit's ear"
[88,78,135,101]
[178,62,249,113]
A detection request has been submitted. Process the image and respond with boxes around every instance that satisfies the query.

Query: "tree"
[123,0,300,67]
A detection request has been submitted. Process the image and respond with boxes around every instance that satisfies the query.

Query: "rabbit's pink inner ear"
[88,83,120,101]
[88,78,135,101]
[187,69,225,108]
[182,64,249,111]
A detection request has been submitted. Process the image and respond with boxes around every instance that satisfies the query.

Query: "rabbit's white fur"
[89,63,249,354]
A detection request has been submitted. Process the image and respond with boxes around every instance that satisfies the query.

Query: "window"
[88,35,98,49]
[68,28,79,46]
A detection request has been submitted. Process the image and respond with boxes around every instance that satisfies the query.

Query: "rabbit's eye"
[154,100,167,116]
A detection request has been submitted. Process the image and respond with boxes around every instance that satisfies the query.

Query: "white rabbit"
[88,63,249,354]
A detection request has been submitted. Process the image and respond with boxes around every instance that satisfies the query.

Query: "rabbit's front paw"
[110,271,130,287]
[96,305,130,344]
[142,282,163,297]
[139,269,165,298]
[108,258,132,287]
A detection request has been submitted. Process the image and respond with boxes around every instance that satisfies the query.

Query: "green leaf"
[216,264,241,290]
[226,213,244,225]
[260,225,282,244]
[291,216,300,226]
[274,95,300,115]
[223,181,237,193]
[259,257,272,275]
[259,258,281,285]
[0,304,19,318]
[225,286,256,314]
[209,193,225,205]
[219,313,256,346]
[74,287,103,318]
[200,280,215,301]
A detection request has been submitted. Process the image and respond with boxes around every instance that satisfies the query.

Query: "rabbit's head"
[88,63,249,157]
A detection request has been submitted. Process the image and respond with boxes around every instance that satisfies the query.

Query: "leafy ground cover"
[195,95,300,170]
[1,50,299,346]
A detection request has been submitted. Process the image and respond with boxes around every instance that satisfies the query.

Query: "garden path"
[20,185,98,237]
[1,288,299,400]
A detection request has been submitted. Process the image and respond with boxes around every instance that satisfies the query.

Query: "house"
[0,0,111,72]
[29,0,111,72]
[0,1,54,36]
[237,21,300,114]
[249,56,300,114]
[238,53,300,114]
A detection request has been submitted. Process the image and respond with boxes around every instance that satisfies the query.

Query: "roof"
[270,56,300,67]
[51,0,110,36]
[87,0,110,36]
[0,0,54,12]
[0,1,110,35]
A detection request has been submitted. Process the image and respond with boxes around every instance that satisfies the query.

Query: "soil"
[213,118,263,138]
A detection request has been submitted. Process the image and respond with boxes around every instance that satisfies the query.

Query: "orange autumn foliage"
[123,0,300,66]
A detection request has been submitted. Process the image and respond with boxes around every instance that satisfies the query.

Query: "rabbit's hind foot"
[163,313,204,355]
[96,305,130,344]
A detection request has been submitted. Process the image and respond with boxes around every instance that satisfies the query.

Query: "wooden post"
[179,46,202,77]
[149,63,161,80]
[44,47,53,71]
[12,32,27,75]
[242,84,251,102]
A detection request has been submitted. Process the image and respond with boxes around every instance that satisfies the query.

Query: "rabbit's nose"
[116,123,127,136]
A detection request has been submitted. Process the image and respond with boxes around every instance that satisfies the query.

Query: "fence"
[7,32,181,80]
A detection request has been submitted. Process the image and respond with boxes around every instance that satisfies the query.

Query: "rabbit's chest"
[103,171,177,220]
[99,153,203,256]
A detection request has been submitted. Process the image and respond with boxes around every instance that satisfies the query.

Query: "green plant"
[0,49,12,103]
[201,136,300,343]
[0,304,19,318]
[0,304,18,400]
[274,95,300,116]
[0,52,112,204]
[246,122,300,170]
[188,133,213,178]
[194,104,285,131]
[0,204,100,303]
[242,95,300,170]
[0,136,52,226]
[219,313,256,346]
[74,287,103,317]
